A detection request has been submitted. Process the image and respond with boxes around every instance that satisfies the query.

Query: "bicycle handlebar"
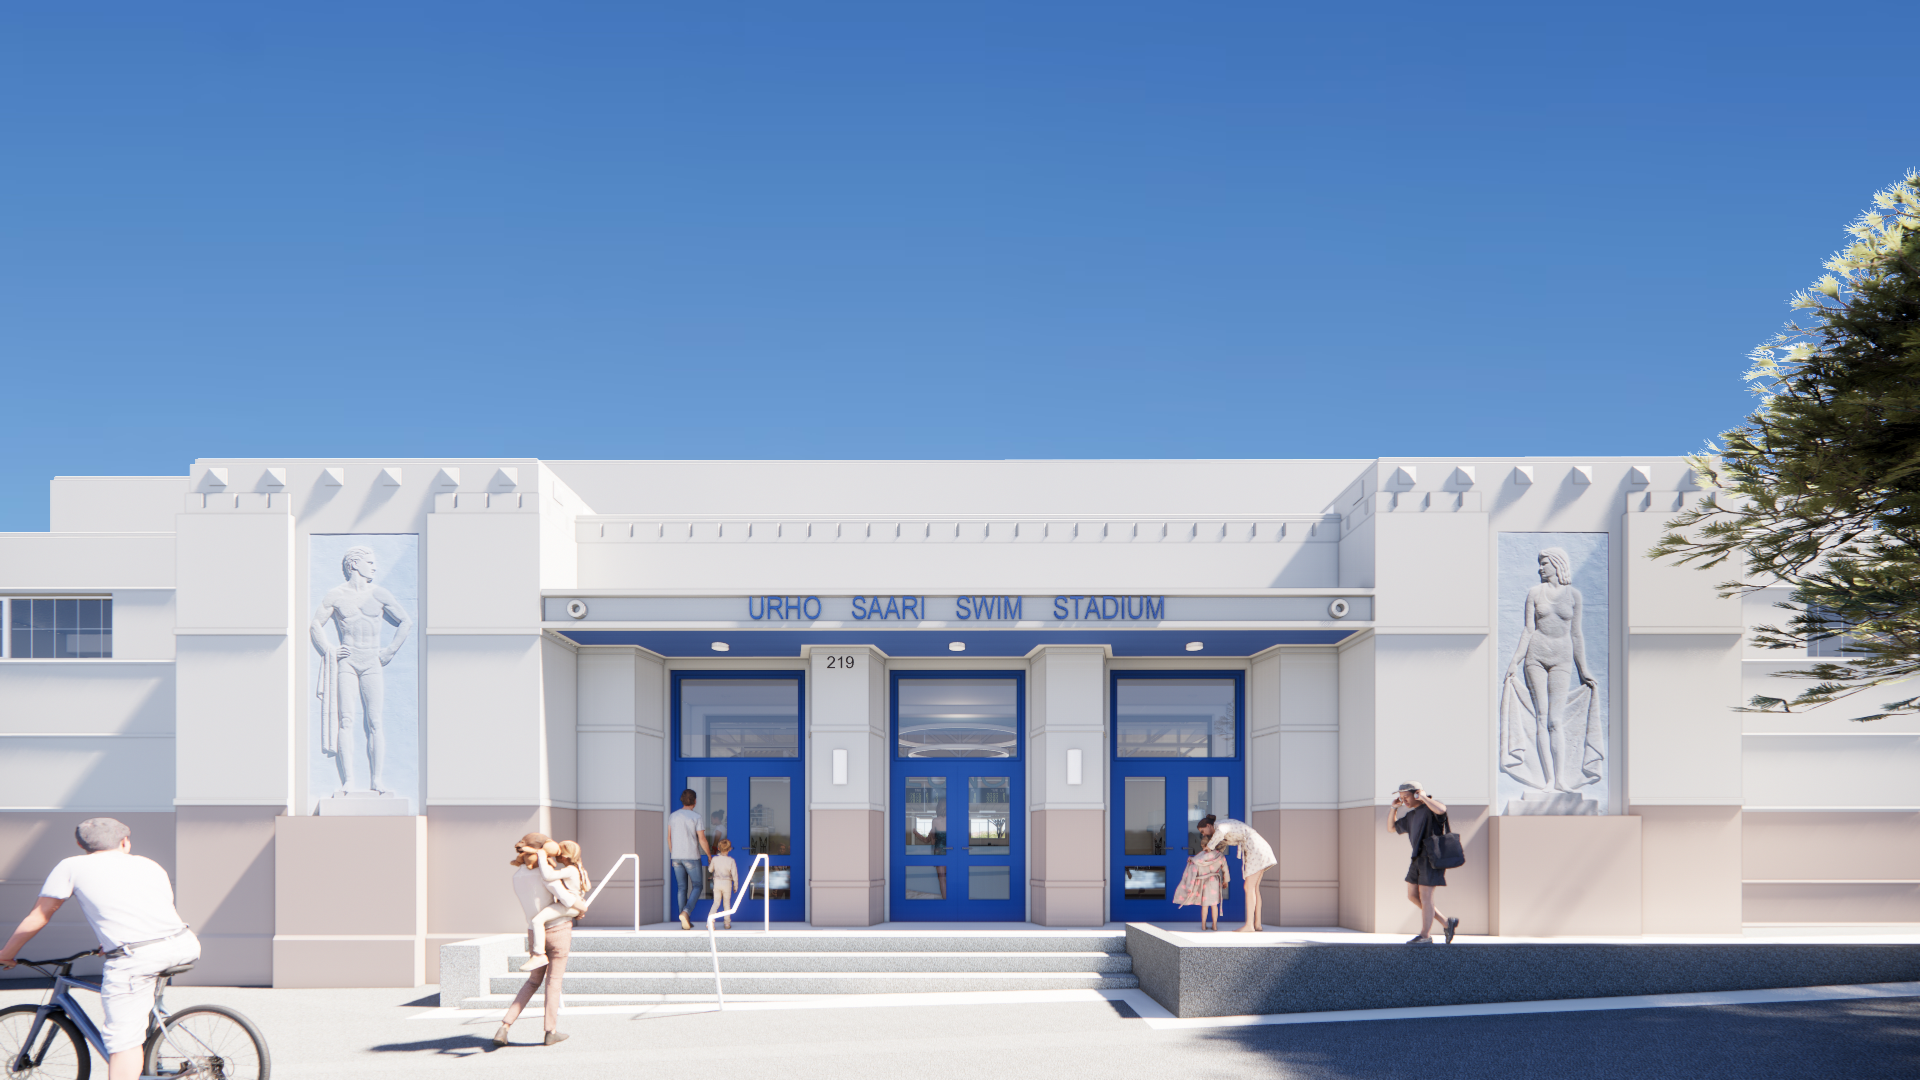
[13,949,101,972]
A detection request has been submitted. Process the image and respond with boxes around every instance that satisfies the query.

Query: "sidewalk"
[4,979,1915,1080]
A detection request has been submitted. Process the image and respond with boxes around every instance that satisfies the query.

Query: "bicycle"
[0,949,269,1080]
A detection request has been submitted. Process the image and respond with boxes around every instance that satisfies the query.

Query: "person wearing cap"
[494,832,582,1047]
[0,817,199,1080]
[1389,783,1459,944]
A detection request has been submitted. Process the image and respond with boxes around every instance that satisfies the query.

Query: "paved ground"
[4,983,1916,1079]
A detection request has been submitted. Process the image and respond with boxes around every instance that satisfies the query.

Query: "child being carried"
[519,840,591,971]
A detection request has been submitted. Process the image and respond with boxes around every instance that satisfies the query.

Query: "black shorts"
[1405,858,1446,888]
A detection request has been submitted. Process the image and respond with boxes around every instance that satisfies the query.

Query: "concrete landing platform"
[1127,924,1920,1018]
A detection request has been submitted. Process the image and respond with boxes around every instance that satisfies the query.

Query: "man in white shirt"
[0,818,199,1080]
[667,790,710,929]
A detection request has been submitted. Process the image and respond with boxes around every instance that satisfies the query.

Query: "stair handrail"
[581,853,641,933]
[705,852,772,1010]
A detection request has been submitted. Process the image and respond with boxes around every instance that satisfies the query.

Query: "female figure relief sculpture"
[1500,547,1604,803]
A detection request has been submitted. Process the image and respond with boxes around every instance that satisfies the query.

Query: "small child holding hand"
[519,840,591,971]
[708,839,738,929]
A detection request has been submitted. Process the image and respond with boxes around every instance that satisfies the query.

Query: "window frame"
[670,670,807,762]
[1108,670,1246,762]
[3,596,115,660]
[890,669,1027,761]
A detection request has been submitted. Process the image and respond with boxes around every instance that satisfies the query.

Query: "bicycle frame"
[10,955,192,1080]
[9,969,109,1070]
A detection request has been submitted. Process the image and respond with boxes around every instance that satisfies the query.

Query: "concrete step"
[474,971,1140,1001]
[559,932,1127,954]
[503,950,1135,974]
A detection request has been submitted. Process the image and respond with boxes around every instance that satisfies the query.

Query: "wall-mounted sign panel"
[543,594,1371,626]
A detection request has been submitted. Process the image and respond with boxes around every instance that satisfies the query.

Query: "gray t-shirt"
[668,807,705,860]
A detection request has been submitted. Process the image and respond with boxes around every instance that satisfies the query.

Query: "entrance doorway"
[1109,673,1244,922]
[889,672,1025,920]
[671,672,807,923]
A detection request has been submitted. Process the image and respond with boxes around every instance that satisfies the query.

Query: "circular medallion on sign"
[566,599,589,620]
[1328,598,1350,619]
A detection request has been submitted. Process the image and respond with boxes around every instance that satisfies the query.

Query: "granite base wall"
[1125,923,1920,1018]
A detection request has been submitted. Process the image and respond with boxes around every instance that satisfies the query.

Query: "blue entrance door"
[671,672,806,923]
[1108,673,1245,923]
[890,672,1025,920]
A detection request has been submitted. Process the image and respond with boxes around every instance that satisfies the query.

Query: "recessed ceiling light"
[711,642,730,652]
[1185,641,1204,652]
[948,641,966,652]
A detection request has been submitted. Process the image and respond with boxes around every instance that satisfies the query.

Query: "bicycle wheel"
[0,1003,91,1080]
[142,1005,268,1080]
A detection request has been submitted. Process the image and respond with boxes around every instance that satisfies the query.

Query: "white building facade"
[1,458,1913,987]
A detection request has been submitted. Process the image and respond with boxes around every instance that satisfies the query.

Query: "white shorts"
[100,932,200,1054]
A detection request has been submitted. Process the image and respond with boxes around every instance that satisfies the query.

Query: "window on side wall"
[4,598,113,658]
[1805,604,1860,659]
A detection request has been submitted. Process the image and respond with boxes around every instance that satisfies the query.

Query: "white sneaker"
[518,955,549,972]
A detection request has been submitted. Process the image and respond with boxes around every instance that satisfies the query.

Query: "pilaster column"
[807,646,885,925]
[1029,646,1106,926]
[173,487,293,985]
[1623,494,1744,934]
[421,496,552,974]
[573,646,666,930]
[1271,649,1341,925]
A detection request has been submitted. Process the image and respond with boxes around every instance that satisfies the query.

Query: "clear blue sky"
[3,3,1915,529]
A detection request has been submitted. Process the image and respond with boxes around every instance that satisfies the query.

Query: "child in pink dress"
[1172,848,1231,930]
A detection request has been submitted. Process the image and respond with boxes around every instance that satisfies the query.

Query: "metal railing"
[582,853,642,932]
[574,850,770,1006]
[705,853,772,1009]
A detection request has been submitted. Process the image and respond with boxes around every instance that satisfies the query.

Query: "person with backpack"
[1389,782,1461,944]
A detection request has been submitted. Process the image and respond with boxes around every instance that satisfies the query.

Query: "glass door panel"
[968,777,1011,852]
[1188,777,1230,854]
[748,777,793,901]
[904,866,947,900]
[904,777,947,855]
[1123,777,1168,900]
[891,672,1025,921]
[682,776,728,901]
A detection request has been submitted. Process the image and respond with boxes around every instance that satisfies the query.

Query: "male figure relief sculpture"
[1500,547,1603,794]
[311,546,412,796]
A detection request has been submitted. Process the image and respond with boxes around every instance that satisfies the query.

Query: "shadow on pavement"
[367,1034,494,1058]
[1184,997,1920,1080]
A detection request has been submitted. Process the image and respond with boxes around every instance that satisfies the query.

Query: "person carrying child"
[497,833,588,1047]
[518,840,590,972]
[1171,846,1231,930]
[708,838,739,929]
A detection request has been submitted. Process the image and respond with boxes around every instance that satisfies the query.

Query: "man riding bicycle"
[0,818,200,1080]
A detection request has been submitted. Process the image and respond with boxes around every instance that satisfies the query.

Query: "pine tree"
[1652,171,1920,720]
